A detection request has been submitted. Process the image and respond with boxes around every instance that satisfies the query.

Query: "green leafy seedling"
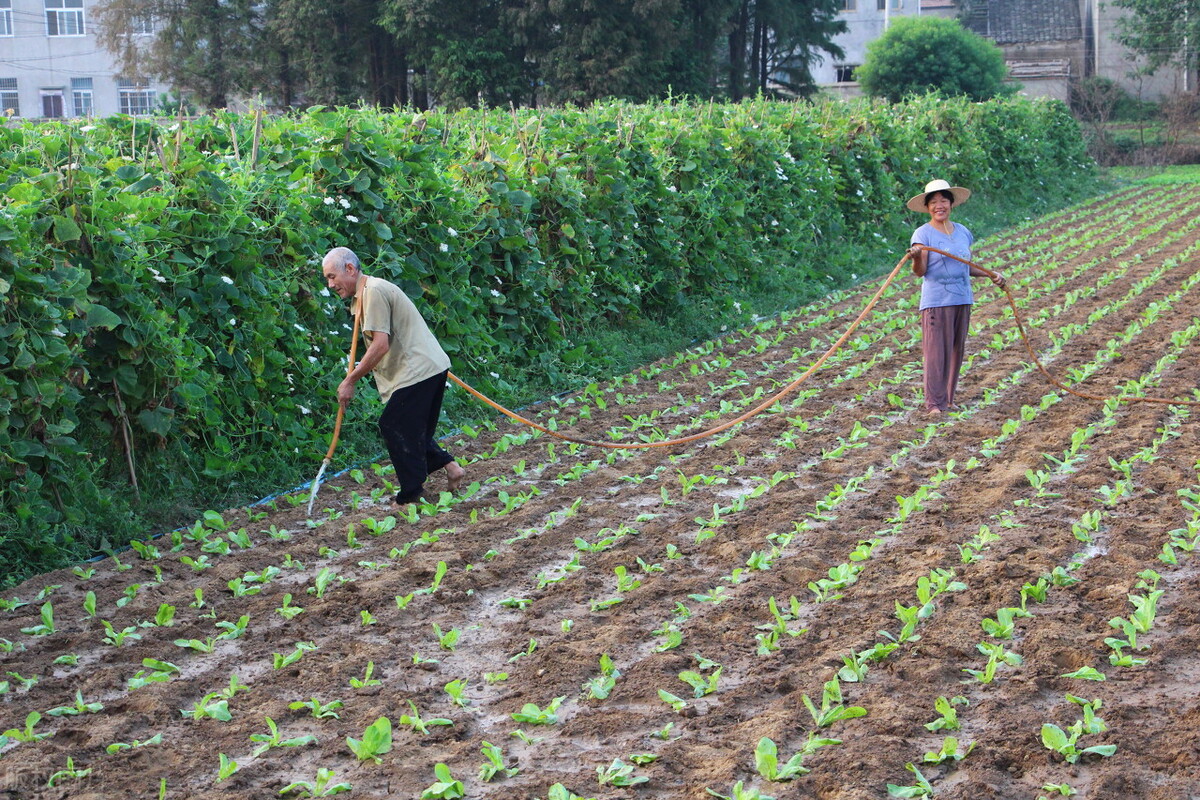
[289,697,343,719]
[279,767,352,797]
[511,696,565,725]
[399,700,453,735]
[346,716,392,763]
[597,758,648,787]
[478,740,519,781]
[420,763,465,799]
[802,679,867,728]
[249,716,317,757]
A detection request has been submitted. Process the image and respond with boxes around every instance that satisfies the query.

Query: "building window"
[877,0,885,9]
[890,0,903,8]
[118,78,154,115]
[72,77,93,117]
[41,89,65,118]
[835,64,859,83]
[840,0,856,11]
[0,0,13,37]
[131,14,153,34]
[0,77,17,117]
[46,0,85,36]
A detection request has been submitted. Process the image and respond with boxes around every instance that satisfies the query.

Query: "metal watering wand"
[306,277,365,516]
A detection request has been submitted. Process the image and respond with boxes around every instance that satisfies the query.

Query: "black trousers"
[378,370,454,503]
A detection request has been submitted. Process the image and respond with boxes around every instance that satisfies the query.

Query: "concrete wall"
[0,0,169,118]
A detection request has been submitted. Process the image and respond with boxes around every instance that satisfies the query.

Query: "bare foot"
[445,461,467,493]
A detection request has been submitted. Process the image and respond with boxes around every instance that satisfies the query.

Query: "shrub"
[856,16,1010,103]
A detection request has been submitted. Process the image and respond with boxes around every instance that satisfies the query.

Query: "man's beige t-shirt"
[357,276,450,403]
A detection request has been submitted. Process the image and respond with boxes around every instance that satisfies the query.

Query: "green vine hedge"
[0,95,1095,581]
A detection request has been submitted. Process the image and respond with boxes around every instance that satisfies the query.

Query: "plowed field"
[3,184,1200,800]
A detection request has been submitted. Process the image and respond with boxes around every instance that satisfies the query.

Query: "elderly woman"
[906,179,1005,416]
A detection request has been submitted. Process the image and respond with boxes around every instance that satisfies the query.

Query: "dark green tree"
[269,0,407,107]
[726,0,847,100]
[94,0,265,109]
[663,0,741,97]
[1110,0,1199,78]
[380,0,534,108]
[855,15,1010,103]
[534,0,686,105]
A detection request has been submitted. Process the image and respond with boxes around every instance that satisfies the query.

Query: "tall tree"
[726,0,847,100]
[94,0,264,109]
[1110,0,1199,79]
[664,0,740,98]
[381,0,534,108]
[535,0,684,105]
[270,0,407,107]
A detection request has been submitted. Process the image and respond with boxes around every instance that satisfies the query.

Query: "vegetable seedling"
[3,711,51,742]
[420,763,465,799]
[46,756,92,788]
[46,689,104,716]
[280,768,352,797]
[1041,721,1117,763]
[597,758,648,787]
[346,716,393,763]
[582,654,621,700]
[399,700,453,735]
[249,716,317,757]
[444,678,470,706]
[921,736,975,764]
[350,662,381,688]
[512,696,565,725]
[802,679,867,728]
[273,641,317,670]
[478,740,519,781]
[216,753,239,782]
[289,697,343,719]
[924,696,968,732]
[705,780,776,800]
[886,763,934,797]
[20,601,55,636]
[106,732,163,754]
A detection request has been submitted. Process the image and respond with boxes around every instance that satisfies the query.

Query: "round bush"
[856,16,1009,103]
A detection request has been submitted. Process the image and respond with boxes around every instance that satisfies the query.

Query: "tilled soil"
[3,185,1200,800]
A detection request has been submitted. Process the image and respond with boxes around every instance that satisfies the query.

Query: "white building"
[0,0,168,118]
[815,0,1190,102]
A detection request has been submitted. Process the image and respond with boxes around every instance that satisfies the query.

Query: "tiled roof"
[963,0,1083,44]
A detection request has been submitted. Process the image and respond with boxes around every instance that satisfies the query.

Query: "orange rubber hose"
[446,252,915,449]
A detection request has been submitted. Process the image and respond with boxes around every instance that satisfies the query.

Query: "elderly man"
[321,246,466,510]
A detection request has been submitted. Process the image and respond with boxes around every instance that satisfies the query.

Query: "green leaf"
[52,215,82,242]
[85,303,122,330]
[137,406,176,437]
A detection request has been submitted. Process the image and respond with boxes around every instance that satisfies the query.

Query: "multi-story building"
[815,0,1190,102]
[0,0,167,118]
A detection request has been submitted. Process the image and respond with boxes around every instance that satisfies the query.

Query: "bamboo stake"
[250,107,263,169]
[111,380,141,501]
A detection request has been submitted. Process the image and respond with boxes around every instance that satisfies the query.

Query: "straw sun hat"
[906,179,971,213]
